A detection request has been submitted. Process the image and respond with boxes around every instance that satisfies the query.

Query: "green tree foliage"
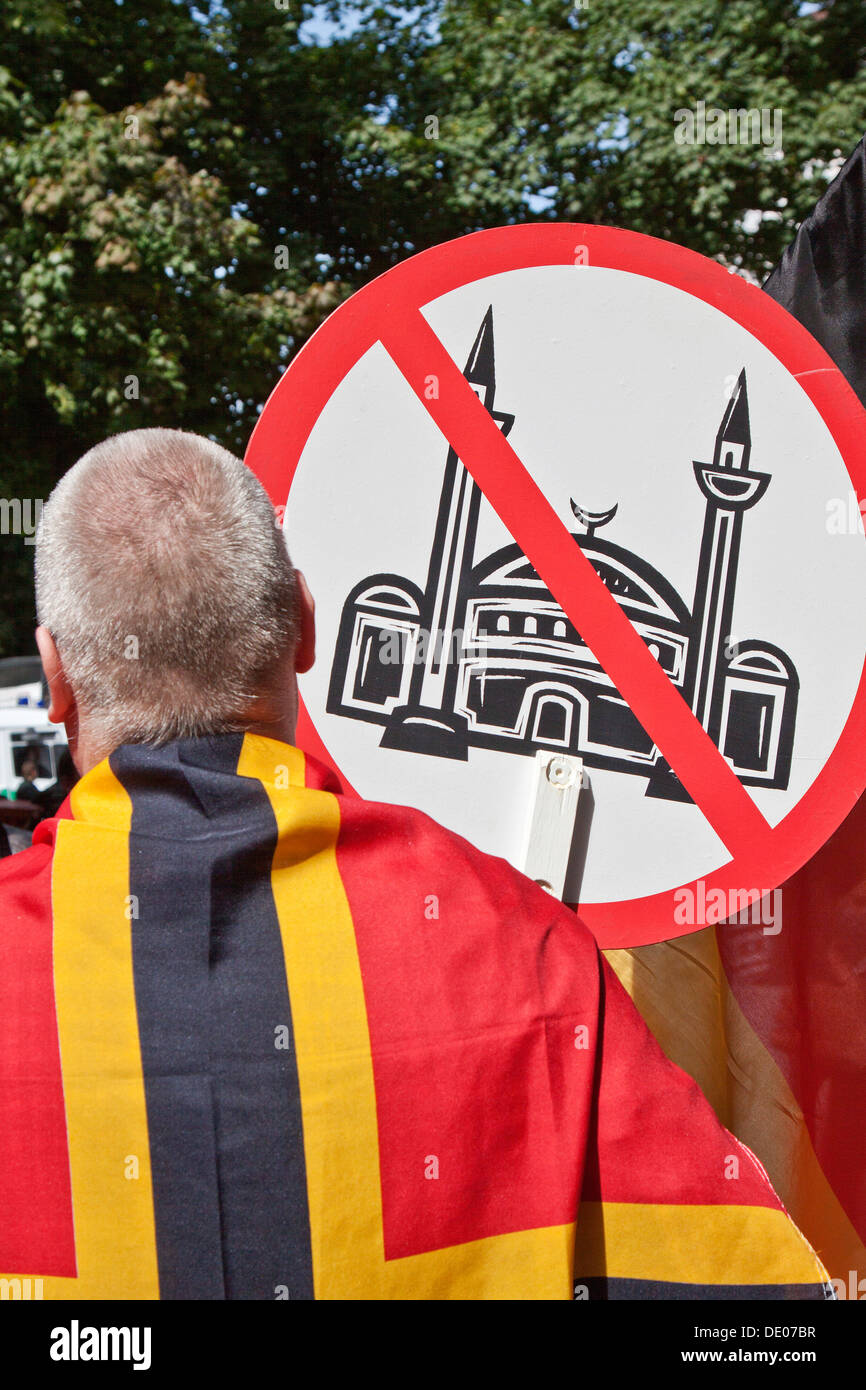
[1,0,865,657]
[335,0,866,273]
[0,1,343,655]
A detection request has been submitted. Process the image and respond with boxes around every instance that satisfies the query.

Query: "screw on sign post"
[245,224,866,949]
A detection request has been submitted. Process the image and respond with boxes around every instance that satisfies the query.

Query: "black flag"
[763,135,866,410]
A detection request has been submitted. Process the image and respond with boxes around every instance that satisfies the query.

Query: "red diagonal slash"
[379,308,773,859]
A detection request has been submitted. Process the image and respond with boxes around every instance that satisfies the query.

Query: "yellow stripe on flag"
[239,734,575,1299]
[18,760,160,1298]
[575,1201,828,1287]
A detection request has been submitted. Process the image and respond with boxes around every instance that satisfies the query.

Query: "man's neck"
[71,700,298,776]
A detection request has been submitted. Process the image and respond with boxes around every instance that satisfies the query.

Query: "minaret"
[646,371,769,801]
[381,307,514,758]
[686,370,770,740]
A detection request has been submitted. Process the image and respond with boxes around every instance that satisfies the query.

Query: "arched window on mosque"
[496,614,510,633]
[524,615,537,635]
[553,619,567,638]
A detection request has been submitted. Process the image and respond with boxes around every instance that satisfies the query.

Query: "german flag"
[0,734,831,1299]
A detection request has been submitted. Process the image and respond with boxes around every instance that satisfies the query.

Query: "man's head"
[35,428,314,772]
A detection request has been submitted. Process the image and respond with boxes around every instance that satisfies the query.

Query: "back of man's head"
[35,428,297,750]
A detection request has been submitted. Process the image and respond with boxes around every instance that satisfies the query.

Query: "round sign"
[246,224,866,948]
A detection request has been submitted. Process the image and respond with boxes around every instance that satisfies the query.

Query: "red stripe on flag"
[0,839,76,1275]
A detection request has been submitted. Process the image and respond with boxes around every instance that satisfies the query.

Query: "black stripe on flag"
[576,1276,830,1300]
[112,734,314,1300]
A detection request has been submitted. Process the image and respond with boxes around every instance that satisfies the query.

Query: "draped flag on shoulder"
[0,734,830,1299]
[605,136,866,1299]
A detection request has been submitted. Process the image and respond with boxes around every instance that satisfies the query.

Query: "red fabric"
[0,823,76,1275]
[583,957,776,1208]
[331,784,781,1260]
[718,787,866,1248]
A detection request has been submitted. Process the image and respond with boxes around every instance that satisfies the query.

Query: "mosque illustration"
[327,308,798,801]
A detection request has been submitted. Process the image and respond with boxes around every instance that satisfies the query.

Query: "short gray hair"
[35,428,298,747]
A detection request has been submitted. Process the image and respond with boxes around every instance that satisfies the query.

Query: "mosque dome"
[471,534,692,631]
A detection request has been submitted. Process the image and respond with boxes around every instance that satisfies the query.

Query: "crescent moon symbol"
[570,499,619,535]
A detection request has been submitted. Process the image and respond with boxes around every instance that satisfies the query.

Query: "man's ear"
[35,626,76,726]
[293,571,316,675]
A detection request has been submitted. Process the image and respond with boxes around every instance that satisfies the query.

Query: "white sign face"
[247,227,866,945]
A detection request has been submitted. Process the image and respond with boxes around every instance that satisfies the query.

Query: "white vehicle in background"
[0,656,68,799]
